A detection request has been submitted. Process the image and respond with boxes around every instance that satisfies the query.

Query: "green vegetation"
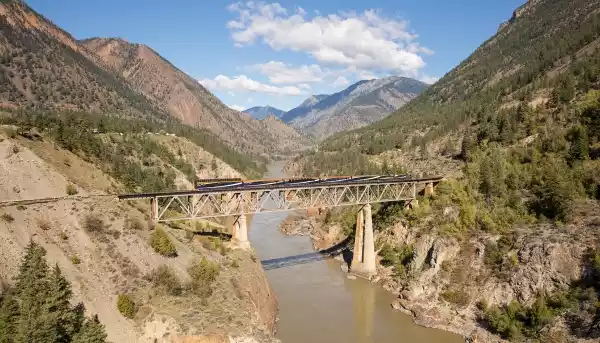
[481,293,572,341]
[150,227,177,257]
[0,241,107,342]
[70,255,80,265]
[146,265,182,296]
[66,183,78,196]
[379,243,414,278]
[188,257,220,298]
[0,110,265,182]
[440,290,470,307]
[116,294,135,319]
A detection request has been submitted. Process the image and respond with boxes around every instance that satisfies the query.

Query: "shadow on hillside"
[260,236,353,271]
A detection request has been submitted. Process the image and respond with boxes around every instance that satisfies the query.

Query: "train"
[194,175,411,191]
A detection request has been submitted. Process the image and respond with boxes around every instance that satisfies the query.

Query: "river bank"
[278,206,600,343]
[250,162,464,343]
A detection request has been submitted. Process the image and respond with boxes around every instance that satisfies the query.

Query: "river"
[248,162,464,343]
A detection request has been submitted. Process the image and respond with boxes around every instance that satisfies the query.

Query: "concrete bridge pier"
[350,204,376,278]
[231,214,250,250]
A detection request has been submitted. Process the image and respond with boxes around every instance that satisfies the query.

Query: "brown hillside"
[0,0,162,115]
[81,37,305,155]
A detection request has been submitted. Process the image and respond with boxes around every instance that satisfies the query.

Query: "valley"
[1,0,600,342]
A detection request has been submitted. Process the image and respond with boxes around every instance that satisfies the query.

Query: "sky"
[27,0,525,111]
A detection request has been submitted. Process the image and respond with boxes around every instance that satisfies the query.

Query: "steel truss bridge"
[117,175,443,223]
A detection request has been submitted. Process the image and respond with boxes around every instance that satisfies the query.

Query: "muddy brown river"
[248,162,464,343]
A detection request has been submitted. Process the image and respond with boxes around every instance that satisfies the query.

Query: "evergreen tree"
[460,133,476,161]
[14,241,57,343]
[0,242,107,343]
[568,124,590,163]
[72,315,107,343]
[46,265,79,342]
[0,293,18,343]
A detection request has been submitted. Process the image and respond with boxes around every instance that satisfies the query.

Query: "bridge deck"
[118,175,444,200]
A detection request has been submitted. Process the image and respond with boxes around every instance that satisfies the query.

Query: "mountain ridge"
[243,105,285,119]
[281,76,427,139]
[80,37,304,156]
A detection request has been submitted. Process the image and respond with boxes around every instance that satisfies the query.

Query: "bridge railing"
[118,176,442,223]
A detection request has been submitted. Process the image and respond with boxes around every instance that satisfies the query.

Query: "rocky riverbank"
[279,207,600,343]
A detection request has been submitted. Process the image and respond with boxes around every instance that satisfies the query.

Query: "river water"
[248,163,464,343]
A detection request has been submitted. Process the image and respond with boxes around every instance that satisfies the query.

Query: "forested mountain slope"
[293,0,600,342]
[321,0,600,154]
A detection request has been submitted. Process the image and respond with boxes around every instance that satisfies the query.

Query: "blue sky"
[28,0,525,111]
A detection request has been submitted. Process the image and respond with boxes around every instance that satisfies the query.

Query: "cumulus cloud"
[420,75,439,84]
[226,3,431,73]
[332,76,349,87]
[251,61,325,84]
[229,104,246,111]
[199,74,305,96]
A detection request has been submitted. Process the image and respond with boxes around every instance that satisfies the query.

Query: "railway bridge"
[118,175,443,278]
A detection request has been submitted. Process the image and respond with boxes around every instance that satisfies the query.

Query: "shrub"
[125,218,145,231]
[71,255,80,264]
[116,294,136,319]
[1,213,14,222]
[188,257,220,298]
[16,205,26,211]
[37,219,51,231]
[66,183,78,195]
[83,214,104,233]
[59,231,68,240]
[150,227,177,257]
[379,243,414,277]
[11,145,19,154]
[147,265,182,296]
[441,290,470,307]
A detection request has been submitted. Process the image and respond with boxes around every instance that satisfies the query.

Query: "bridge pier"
[350,204,376,278]
[231,214,250,250]
[150,197,158,222]
[424,182,435,196]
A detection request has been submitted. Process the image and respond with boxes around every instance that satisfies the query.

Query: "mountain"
[243,105,286,119]
[80,38,303,155]
[0,0,163,117]
[281,77,427,139]
[322,0,600,155]
[295,94,329,111]
[300,1,600,341]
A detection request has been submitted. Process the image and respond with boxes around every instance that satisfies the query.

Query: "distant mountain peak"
[243,106,286,120]
[281,77,428,138]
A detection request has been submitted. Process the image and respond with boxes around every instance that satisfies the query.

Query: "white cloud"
[199,74,305,96]
[251,61,325,84]
[420,75,439,84]
[229,104,246,111]
[227,3,431,73]
[332,76,349,87]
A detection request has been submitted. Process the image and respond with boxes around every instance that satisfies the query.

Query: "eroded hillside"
[81,37,305,156]
[0,127,278,343]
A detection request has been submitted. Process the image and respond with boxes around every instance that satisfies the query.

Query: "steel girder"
[148,182,420,222]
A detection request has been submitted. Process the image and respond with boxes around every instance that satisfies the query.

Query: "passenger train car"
[194,175,411,191]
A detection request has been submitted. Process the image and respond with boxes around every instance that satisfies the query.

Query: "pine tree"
[14,241,58,343]
[568,124,590,163]
[460,133,476,161]
[72,315,107,343]
[46,265,79,342]
[0,293,18,343]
